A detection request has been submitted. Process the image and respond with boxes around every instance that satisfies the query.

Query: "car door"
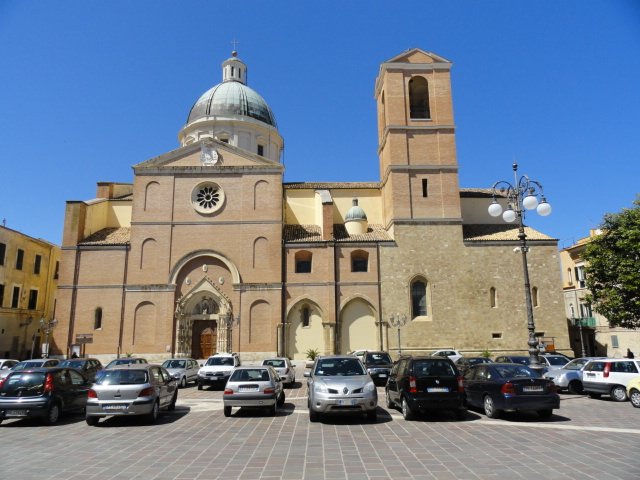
[188,360,199,382]
[386,359,404,405]
[68,369,90,410]
[160,367,177,405]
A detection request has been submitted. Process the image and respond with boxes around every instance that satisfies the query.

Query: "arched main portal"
[339,298,378,354]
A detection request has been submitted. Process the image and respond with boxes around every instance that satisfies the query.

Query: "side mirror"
[303,371,310,378]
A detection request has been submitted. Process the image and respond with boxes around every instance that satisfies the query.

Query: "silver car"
[305,355,378,422]
[223,366,285,417]
[162,358,199,388]
[85,365,178,425]
[262,357,296,386]
[543,357,605,394]
[0,358,59,379]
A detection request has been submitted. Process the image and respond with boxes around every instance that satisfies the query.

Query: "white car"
[197,353,240,390]
[262,357,296,386]
[582,358,640,401]
[543,357,605,394]
[431,349,463,363]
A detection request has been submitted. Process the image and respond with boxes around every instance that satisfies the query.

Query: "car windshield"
[162,360,186,369]
[106,359,137,368]
[494,365,536,378]
[95,369,148,385]
[413,360,456,377]
[205,357,234,366]
[545,356,569,366]
[263,359,286,368]
[469,358,492,365]
[365,353,392,365]
[1,372,47,396]
[564,358,591,370]
[14,361,44,370]
[230,368,270,382]
[59,360,85,369]
[315,358,366,376]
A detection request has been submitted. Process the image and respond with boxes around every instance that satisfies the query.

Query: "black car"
[385,356,466,420]
[494,355,531,366]
[455,357,493,375]
[362,351,393,386]
[463,363,560,419]
[0,367,91,425]
[59,358,103,382]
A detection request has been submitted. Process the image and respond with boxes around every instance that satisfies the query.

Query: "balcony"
[573,317,596,328]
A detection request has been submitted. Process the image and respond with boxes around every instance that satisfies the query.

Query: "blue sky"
[1,0,639,249]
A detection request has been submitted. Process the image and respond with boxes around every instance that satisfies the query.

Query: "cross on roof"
[231,38,240,52]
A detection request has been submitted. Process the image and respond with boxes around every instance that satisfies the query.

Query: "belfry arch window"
[295,251,312,273]
[411,279,428,318]
[409,76,430,119]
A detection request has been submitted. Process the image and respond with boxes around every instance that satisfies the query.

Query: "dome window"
[191,182,225,215]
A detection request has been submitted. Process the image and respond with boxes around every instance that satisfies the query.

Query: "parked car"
[431,349,463,363]
[0,367,91,425]
[223,366,285,417]
[104,357,148,369]
[349,350,367,362]
[455,357,493,376]
[0,358,60,379]
[85,364,178,425]
[0,359,18,371]
[542,357,605,394]
[582,358,640,401]
[536,355,569,372]
[305,355,378,422]
[197,353,241,390]
[626,377,640,408]
[162,358,199,388]
[494,355,531,366]
[385,355,466,420]
[262,357,296,386]
[463,363,560,419]
[362,351,394,386]
[59,358,103,382]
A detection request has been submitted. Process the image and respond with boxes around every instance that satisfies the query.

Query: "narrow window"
[490,287,497,308]
[94,308,103,329]
[295,251,312,273]
[409,76,430,119]
[257,145,264,156]
[0,242,5,265]
[28,289,38,310]
[575,265,586,288]
[351,250,369,272]
[422,179,428,197]
[11,286,20,308]
[34,254,42,274]
[492,332,502,339]
[0,284,4,307]
[611,335,619,348]
[532,287,539,307]
[54,261,59,280]
[231,66,235,77]
[16,249,24,270]
[301,306,310,328]
[411,279,428,318]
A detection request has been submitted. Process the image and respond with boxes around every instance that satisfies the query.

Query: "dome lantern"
[345,198,368,236]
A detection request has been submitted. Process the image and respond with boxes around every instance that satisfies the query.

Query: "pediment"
[133,139,283,173]
[385,48,451,65]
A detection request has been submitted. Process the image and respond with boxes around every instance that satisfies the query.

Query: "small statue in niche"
[198,296,215,315]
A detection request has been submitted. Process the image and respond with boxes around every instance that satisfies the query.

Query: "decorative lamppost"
[39,317,58,358]
[488,162,552,371]
[570,304,586,357]
[389,313,408,356]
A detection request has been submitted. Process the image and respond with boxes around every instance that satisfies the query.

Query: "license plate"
[427,387,449,393]
[6,410,27,417]
[523,386,543,392]
[378,374,387,378]
[103,404,128,411]
[337,399,357,406]
[239,386,258,392]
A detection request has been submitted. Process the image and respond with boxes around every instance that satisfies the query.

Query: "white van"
[582,358,640,401]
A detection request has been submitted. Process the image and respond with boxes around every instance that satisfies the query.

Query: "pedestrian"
[71,352,79,358]
[627,348,634,359]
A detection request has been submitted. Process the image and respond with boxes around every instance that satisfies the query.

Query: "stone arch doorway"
[338,298,377,354]
[198,327,217,359]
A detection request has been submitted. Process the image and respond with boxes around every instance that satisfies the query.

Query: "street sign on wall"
[75,333,94,344]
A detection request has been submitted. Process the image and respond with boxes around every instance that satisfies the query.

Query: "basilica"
[52,48,570,361]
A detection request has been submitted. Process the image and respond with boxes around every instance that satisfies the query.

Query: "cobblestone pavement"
[1,364,640,480]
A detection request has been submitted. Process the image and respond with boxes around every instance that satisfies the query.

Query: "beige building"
[561,230,639,358]
[52,48,570,362]
[0,225,60,359]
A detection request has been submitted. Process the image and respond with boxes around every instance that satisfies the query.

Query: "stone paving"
[1,364,640,479]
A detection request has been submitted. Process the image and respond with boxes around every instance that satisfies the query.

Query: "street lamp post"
[389,313,408,356]
[39,317,58,358]
[488,162,552,371]
[570,304,586,357]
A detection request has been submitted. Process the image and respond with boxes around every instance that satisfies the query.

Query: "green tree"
[583,199,640,329]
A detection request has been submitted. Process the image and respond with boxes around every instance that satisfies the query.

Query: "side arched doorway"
[339,298,378,354]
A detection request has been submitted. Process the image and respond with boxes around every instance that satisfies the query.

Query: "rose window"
[191,182,225,214]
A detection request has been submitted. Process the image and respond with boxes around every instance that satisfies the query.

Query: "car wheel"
[146,401,159,424]
[223,406,232,417]
[629,389,640,408]
[483,395,500,419]
[537,409,553,419]
[168,391,178,411]
[401,397,414,421]
[85,416,100,426]
[309,409,320,422]
[269,403,277,416]
[180,377,187,389]
[568,380,583,395]
[277,391,285,407]
[611,385,628,402]
[385,390,394,409]
[197,382,203,391]
[367,409,377,421]
[43,403,61,425]
[588,393,601,399]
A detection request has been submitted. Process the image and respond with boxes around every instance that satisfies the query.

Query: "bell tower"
[374,48,462,229]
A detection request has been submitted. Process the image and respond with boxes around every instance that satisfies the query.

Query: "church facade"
[52,48,570,362]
